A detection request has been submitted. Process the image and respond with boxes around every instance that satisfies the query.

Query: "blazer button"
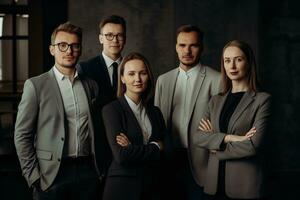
[61,137,64,141]
[58,158,61,162]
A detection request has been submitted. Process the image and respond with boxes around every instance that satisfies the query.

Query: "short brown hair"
[176,24,204,47]
[117,52,154,104]
[221,40,261,93]
[51,22,82,44]
[99,15,126,35]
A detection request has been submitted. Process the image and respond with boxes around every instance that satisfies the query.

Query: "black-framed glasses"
[102,33,125,41]
[52,42,81,52]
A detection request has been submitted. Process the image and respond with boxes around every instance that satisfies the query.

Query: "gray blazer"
[14,68,100,191]
[154,64,220,186]
[195,91,271,199]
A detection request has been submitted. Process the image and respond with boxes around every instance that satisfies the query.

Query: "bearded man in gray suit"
[14,22,104,200]
[155,25,220,200]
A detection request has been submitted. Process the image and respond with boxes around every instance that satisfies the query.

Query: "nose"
[66,45,73,54]
[184,46,191,54]
[135,74,141,82]
[228,60,236,69]
[112,35,119,42]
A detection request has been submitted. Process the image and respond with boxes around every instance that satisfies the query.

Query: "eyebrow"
[224,55,244,59]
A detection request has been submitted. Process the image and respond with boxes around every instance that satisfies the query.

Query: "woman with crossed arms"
[196,40,271,200]
[102,52,165,200]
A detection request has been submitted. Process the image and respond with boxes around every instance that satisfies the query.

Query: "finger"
[199,120,207,130]
[246,133,254,138]
[201,119,210,130]
[116,136,127,144]
[198,127,205,131]
[207,119,212,129]
[117,134,128,141]
[204,119,212,131]
[199,120,208,130]
[116,140,125,146]
[119,133,126,137]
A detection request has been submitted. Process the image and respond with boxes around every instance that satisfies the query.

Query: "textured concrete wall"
[69,0,300,173]
[69,0,259,78]
[261,0,300,171]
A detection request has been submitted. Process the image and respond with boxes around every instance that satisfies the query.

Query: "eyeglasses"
[52,42,81,52]
[102,33,125,41]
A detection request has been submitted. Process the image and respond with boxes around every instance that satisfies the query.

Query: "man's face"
[176,31,201,68]
[49,31,81,69]
[99,23,125,60]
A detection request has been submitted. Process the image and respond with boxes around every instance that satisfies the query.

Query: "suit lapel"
[48,69,64,117]
[98,55,113,90]
[118,96,144,143]
[227,91,255,133]
[214,92,229,132]
[166,69,179,130]
[80,76,92,111]
[186,65,205,122]
[145,105,158,141]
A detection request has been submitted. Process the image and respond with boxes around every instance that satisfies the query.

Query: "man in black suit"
[78,15,126,194]
[79,15,126,105]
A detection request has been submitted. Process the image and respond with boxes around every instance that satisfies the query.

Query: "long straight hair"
[117,52,154,104]
[221,40,261,94]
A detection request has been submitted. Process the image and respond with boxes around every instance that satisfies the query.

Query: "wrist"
[224,135,231,143]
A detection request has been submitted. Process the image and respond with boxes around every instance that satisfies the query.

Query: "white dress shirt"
[102,52,122,85]
[172,64,200,148]
[124,95,152,144]
[53,66,91,157]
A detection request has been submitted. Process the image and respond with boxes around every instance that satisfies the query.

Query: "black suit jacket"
[79,55,116,106]
[78,56,115,177]
[102,96,166,200]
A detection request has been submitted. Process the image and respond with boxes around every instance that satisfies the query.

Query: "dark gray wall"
[68,0,300,197]
[69,0,259,78]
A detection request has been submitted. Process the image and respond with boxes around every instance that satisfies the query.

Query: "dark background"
[0,0,299,199]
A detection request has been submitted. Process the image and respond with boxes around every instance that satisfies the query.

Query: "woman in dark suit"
[195,40,271,200]
[102,52,165,200]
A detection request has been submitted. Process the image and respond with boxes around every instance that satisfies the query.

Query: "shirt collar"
[124,94,143,113]
[53,65,78,81]
[102,52,122,69]
[178,63,201,77]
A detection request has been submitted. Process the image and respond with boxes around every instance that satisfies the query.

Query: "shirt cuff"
[149,141,160,150]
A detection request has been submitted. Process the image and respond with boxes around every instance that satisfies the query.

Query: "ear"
[49,45,55,56]
[99,34,103,44]
[175,43,180,54]
[121,75,125,84]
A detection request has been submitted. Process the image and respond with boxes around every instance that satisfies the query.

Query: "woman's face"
[223,46,249,83]
[121,59,149,97]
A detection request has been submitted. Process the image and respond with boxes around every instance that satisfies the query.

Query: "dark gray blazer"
[14,68,103,191]
[195,91,271,199]
[102,96,166,200]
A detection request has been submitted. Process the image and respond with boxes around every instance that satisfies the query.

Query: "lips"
[133,84,143,88]
[230,72,238,75]
[182,56,193,60]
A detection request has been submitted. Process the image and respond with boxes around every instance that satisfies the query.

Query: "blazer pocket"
[36,150,53,160]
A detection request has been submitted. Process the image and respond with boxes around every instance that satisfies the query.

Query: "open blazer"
[14,68,106,191]
[195,91,271,199]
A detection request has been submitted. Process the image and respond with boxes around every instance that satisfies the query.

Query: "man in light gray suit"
[14,22,103,200]
[155,25,220,200]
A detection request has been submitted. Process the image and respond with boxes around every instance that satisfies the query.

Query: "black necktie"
[112,62,118,92]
